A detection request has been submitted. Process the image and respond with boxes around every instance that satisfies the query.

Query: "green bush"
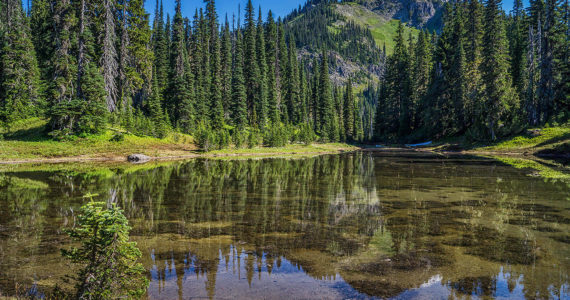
[109,133,125,142]
[232,130,248,149]
[248,129,263,148]
[61,202,148,299]
[196,126,231,151]
[297,123,317,145]
[263,124,290,147]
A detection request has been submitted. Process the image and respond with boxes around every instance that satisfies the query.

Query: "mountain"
[283,0,438,86]
[352,0,448,30]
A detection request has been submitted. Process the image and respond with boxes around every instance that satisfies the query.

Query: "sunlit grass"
[334,3,419,54]
[481,127,570,151]
[0,118,195,160]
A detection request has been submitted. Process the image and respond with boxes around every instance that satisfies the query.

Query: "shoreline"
[0,146,358,165]
[2,147,566,165]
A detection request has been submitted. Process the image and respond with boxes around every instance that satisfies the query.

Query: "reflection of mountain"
[0,152,568,299]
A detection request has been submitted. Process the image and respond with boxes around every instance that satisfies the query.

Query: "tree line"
[1,0,567,149]
[376,0,569,142]
[0,0,365,149]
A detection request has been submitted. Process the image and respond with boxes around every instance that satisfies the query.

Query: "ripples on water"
[0,152,568,299]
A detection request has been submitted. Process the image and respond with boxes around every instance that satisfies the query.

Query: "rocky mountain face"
[354,0,449,30]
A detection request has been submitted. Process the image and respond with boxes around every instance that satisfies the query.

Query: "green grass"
[208,143,358,156]
[0,118,195,160]
[334,3,419,54]
[0,119,357,162]
[479,127,570,152]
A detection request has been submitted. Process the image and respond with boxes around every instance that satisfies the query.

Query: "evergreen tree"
[231,30,247,128]
[29,0,53,87]
[0,0,42,125]
[220,16,232,120]
[381,21,412,138]
[256,7,269,127]
[285,37,301,124]
[277,19,288,115]
[343,78,355,141]
[148,70,168,138]
[509,0,527,99]
[101,0,119,112]
[48,0,79,135]
[311,57,320,128]
[168,0,193,132]
[354,101,364,142]
[411,30,431,130]
[450,5,468,132]
[244,0,259,125]
[152,0,169,96]
[205,0,224,129]
[78,62,107,134]
[266,11,280,124]
[481,0,518,140]
[318,50,334,141]
[126,0,153,108]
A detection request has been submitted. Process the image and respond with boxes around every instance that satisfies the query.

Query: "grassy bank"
[429,126,570,157]
[0,118,357,163]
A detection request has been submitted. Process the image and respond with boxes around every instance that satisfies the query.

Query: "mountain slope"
[284,0,425,85]
[333,2,420,54]
[353,0,448,30]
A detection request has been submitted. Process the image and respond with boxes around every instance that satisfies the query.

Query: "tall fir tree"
[265,11,280,124]
[256,7,269,127]
[243,0,259,125]
[343,78,355,141]
[152,0,169,96]
[450,4,468,133]
[481,0,518,139]
[205,0,224,129]
[318,50,335,141]
[0,0,42,125]
[168,0,193,132]
[277,19,288,117]
[101,0,119,112]
[48,0,79,134]
[220,16,232,120]
[126,0,153,108]
[231,29,247,128]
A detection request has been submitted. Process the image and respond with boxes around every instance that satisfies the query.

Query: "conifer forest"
[0,0,568,147]
[1,1,570,299]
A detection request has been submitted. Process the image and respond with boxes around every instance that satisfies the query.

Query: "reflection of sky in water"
[147,246,567,299]
[148,245,363,299]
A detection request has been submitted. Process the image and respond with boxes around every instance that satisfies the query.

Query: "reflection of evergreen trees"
[0,153,568,298]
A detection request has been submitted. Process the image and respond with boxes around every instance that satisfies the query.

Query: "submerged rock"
[127,154,151,163]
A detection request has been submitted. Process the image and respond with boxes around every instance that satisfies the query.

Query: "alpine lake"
[0,151,568,299]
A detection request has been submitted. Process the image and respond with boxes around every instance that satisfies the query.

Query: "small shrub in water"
[61,201,148,299]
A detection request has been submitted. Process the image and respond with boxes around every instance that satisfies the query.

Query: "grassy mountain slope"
[334,2,419,54]
[285,0,421,87]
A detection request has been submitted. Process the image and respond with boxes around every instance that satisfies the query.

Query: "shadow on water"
[0,151,568,299]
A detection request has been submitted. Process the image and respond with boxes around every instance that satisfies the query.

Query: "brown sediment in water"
[0,152,568,299]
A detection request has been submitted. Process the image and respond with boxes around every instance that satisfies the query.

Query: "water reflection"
[0,152,568,299]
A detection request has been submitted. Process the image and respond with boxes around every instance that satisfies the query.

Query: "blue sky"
[144,0,307,24]
[145,0,524,23]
